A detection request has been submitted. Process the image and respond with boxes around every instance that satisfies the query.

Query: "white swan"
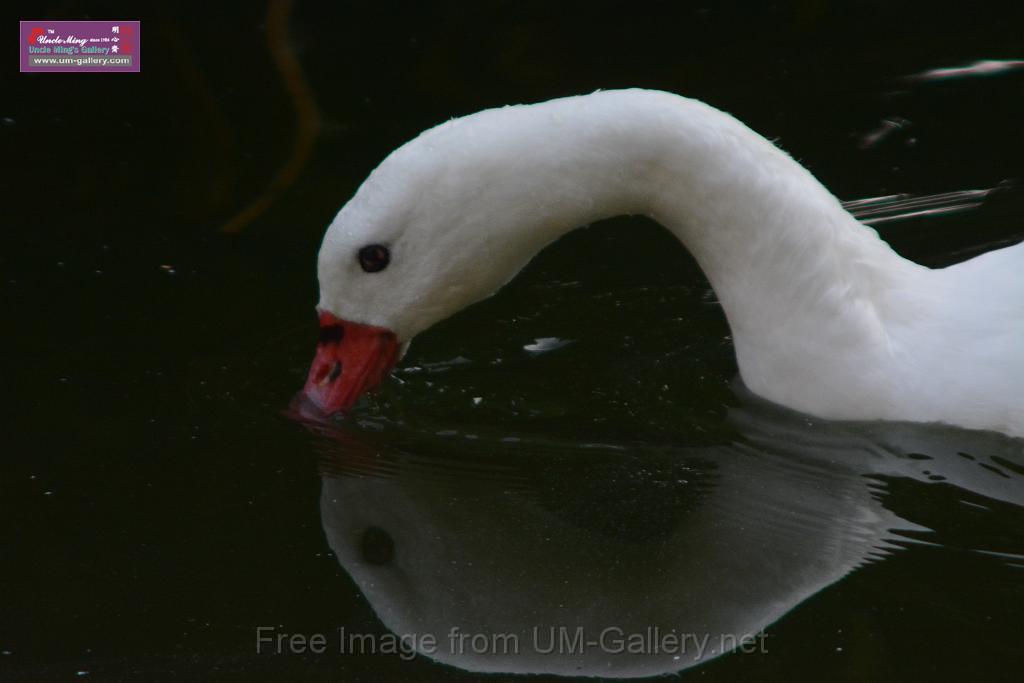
[303,89,1024,438]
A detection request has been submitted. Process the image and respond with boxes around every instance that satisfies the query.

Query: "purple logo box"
[20,20,140,73]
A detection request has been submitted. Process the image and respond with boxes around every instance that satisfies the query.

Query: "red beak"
[302,311,401,414]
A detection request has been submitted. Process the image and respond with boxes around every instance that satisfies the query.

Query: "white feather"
[317,89,1024,437]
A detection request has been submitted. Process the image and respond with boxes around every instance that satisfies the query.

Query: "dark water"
[4,2,1024,681]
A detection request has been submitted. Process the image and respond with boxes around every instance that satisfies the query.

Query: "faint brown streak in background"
[222,0,322,234]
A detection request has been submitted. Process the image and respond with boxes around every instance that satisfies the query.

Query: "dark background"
[4,1,1024,681]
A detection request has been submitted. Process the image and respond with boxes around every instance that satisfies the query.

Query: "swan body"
[307,89,1024,438]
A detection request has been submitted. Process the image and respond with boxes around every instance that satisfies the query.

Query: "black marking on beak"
[328,361,343,383]
[319,324,345,345]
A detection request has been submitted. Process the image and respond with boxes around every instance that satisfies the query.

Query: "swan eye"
[358,244,390,273]
[360,526,394,565]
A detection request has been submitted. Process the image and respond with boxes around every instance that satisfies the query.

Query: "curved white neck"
[468,92,923,415]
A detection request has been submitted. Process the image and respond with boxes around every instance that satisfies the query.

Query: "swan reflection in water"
[299,392,1023,678]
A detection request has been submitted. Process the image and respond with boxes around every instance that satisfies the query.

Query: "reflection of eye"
[358,244,390,273]
[360,526,394,565]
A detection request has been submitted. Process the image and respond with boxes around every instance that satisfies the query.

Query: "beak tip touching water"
[301,311,401,415]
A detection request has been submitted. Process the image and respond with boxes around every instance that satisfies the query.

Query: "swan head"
[303,105,574,414]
